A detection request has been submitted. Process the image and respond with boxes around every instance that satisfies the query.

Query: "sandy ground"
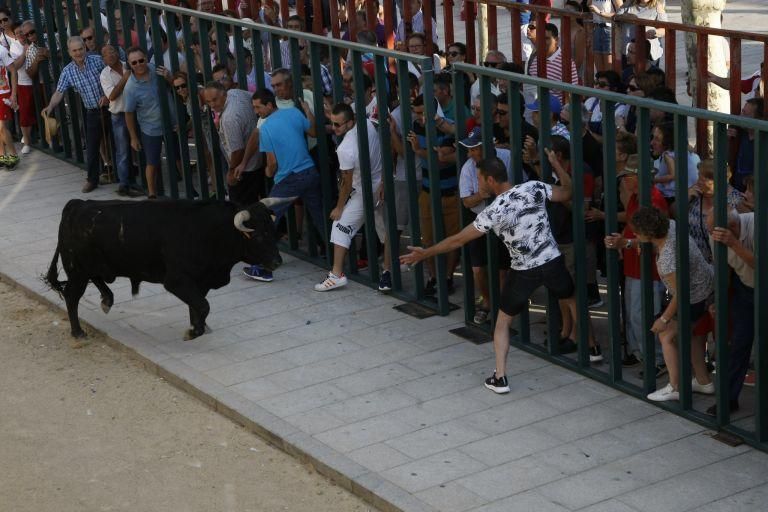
[0,280,377,512]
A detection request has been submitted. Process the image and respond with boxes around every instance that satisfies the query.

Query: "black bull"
[45,197,294,340]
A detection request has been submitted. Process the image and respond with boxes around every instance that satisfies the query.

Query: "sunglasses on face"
[130,58,146,65]
[527,24,536,30]
[23,29,35,36]
[628,84,639,92]
[596,81,610,87]
[483,61,500,67]
[331,120,349,128]
[83,35,94,41]
[447,51,461,57]
[174,83,187,91]
[0,17,9,22]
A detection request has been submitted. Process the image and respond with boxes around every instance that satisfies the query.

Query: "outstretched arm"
[400,223,485,265]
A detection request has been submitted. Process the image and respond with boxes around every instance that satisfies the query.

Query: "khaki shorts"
[418,190,461,246]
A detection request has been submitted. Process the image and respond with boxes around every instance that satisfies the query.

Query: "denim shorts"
[593,24,612,54]
[141,133,163,167]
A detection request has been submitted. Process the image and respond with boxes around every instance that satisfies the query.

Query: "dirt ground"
[0,280,377,512]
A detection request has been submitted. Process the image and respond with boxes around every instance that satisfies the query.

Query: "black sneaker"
[558,338,577,354]
[589,345,604,363]
[484,372,510,394]
[622,354,641,367]
[706,400,739,416]
[587,297,604,309]
[378,270,392,292]
[424,277,437,296]
[447,277,455,295]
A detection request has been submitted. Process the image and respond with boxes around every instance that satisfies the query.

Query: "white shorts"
[330,189,386,249]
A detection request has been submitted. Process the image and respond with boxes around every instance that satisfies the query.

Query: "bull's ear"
[260,196,298,209]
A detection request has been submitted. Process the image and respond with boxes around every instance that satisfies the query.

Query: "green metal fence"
[16,0,768,452]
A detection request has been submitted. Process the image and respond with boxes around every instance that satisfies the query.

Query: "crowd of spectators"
[1,0,762,401]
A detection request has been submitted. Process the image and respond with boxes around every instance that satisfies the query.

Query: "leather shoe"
[706,400,739,416]
[82,181,97,193]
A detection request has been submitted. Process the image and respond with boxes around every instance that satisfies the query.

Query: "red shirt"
[622,187,667,280]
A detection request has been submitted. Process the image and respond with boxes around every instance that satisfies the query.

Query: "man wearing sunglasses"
[43,36,108,192]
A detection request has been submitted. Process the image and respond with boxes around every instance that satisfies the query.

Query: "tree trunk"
[680,0,728,156]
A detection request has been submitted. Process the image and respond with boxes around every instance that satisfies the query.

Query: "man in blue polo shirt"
[242,83,323,282]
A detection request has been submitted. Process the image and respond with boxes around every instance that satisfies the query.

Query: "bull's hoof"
[183,325,210,341]
[71,328,87,339]
[101,300,112,314]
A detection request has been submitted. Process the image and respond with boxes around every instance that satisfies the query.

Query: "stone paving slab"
[3,148,768,510]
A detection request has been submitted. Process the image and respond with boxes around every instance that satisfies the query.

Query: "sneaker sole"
[242,269,274,282]
[484,383,510,394]
[647,393,679,402]
[378,287,392,292]
[590,355,604,363]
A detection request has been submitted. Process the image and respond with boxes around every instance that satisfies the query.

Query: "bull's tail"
[43,246,66,298]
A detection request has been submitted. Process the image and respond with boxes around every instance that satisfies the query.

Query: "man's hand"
[650,317,670,334]
[130,137,142,151]
[544,147,558,167]
[400,245,428,266]
[329,206,343,221]
[407,130,420,151]
[36,47,49,60]
[711,226,738,249]
[232,163,245,181]
[98,96,109,107]
[523,134,537,163]
[156,65,170,80]
[727,127,738,138]
[604,232,625,250]
[376,182,385,202]
[585,208,605,222]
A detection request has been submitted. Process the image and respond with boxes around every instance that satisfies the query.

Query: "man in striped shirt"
[526,23,579,104]
[43,36,107,193]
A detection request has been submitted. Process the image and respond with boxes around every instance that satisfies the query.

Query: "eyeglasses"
[470,106,481,112]
[0,18,9,23]
[483,61,500,67]
[174,83,188,91]
[627,84,639,92]
[23,29,35,36]
[130,58,146,65]
[331,120,350,128]
[527,24,536,30]
[447,51,461,57]
[83,35,94,41]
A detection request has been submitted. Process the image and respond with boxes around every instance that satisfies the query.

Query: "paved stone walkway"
[2,147,768,511]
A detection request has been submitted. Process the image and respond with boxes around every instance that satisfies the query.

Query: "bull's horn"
[233,210,255,232]
[260,196,298,209]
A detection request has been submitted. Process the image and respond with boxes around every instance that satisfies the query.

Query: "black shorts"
[499,255,575,316]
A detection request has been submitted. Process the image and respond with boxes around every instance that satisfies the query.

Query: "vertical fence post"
[396,58,425,300]
[455,70,474,326]
[601,98,622,382]
[480,74,499,330]
[464,0,476,64]
[754,129,768,442]
[728,38,742,171]
[351,49,381,282]
[637,106,656,395]
[712,121,731,426]
[510,7,522,65]
[443,0,454,47]
[487,4,497,51]
[674,112,692,411]
[664,28,676,91]
[309,40,333,265]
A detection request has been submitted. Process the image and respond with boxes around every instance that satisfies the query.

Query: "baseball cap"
[458,126,483,148]
[525,95,563,116]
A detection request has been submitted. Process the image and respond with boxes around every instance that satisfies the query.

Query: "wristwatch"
[625,239,633,249]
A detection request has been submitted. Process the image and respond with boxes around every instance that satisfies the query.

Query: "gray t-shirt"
[619,1,668,59]
[218,89,260,173]
[656,220,714,304]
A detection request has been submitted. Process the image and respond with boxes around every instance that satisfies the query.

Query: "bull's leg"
[63,277,89,338]
[91,278,114,314]
[163,277,210,340]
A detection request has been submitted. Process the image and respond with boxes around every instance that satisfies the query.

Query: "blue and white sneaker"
[378,270,392,292]
[243,264,274,282]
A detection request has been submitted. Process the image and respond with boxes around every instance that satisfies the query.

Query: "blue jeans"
[269,167,324,230]
[728,274,754,403]
[111,112,131,187]
[625,276,665,365]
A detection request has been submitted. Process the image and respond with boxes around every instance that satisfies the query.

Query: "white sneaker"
[21,144,31,155]
[692,377,715,394]
[314,272,348,292]
[647,383,679,402]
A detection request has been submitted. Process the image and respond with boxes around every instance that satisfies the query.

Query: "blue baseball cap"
[458,126,483,148]
[526,95,563,116]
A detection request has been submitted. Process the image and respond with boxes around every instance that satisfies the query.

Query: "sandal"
[473,309,489,324]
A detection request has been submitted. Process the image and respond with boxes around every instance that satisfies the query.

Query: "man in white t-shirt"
[402,152,575,394]
[315,102,384,292]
